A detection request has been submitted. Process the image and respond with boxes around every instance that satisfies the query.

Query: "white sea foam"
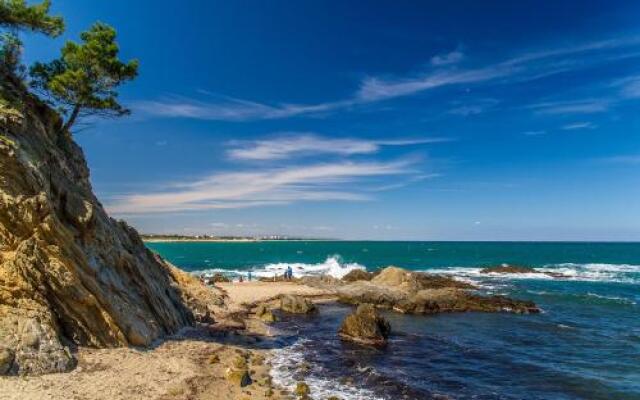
[191,255,365,280]
[424,263,640,284]
[269,339,384,400]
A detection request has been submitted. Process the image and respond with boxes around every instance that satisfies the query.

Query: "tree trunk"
[61,105,80,133]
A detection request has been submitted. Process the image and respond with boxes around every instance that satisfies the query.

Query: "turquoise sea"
[147,241,640,400]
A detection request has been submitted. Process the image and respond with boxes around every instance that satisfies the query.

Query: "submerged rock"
[280,295,317,314]
[339,304,391,345]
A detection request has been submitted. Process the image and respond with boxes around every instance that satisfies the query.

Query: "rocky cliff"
[0,79,201,375]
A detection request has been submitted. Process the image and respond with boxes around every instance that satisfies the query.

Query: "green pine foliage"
[29,22,139,132]
[0,0,64,36]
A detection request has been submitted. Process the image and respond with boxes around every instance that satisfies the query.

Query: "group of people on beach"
[199,266,294,284]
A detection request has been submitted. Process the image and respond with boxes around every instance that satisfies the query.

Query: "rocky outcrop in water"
[480,264,535,274]
[337,267,539,315]
[481,264,566,278]
[280,294,317,314]
[339,303,391,345]
[0,79,218,375]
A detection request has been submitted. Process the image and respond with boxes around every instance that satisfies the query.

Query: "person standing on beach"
[247,270,252,282]
[287,266,293,280]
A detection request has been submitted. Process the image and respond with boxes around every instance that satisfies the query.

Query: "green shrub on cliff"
[30,22,139,132]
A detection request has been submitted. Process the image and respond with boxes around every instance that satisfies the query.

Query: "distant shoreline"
[142,238,331,243]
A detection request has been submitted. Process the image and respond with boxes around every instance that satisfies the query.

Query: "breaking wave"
[191,255,365,280]
[424,263,640,284]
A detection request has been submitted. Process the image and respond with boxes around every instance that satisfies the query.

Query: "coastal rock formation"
[395,288,539,314]
[225,355,252,387]
[480,264,536,274]
[481,264,566,278]
[0,81,212,375]
[341,269,374,282]
[254,304,277,322]
[280,294,317,314]
[339,303,391,345]
[337,267,539,315]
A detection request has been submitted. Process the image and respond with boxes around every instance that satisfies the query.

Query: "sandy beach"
[0,281,331,400]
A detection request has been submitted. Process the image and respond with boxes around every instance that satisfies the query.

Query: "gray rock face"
[0,81,205,375]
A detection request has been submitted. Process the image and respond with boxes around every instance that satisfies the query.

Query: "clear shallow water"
[147,241,640,399]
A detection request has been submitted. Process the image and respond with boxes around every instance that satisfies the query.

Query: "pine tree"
[30,22,138,132]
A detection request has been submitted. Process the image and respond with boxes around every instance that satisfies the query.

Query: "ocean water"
[147,241,640,400]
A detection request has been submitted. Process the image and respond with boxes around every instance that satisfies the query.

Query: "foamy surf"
[191,255,366,280]
[424,263,640,284]
[269,339,384,400]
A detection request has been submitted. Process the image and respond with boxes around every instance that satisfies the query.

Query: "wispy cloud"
[599,154,640,165]
[135,36,640,122]
[431,49,464,66]
[527,99,611,115]
[448,98,499,116]
[356,36,640,103]
[226,133,448,161]
[107,159,418,214]
[562,121,597,130]
[522,130,547,136]
[134,95,343,121]
[612,75,640,98]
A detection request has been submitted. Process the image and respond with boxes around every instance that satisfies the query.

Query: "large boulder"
[339,304,391,346]
[337,282,405,308]
[280,295,317,314]
[254,304,277,322]
[341,269,374,282]
[0,77,220,375]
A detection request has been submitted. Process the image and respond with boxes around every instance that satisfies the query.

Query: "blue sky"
[23,1,640,240]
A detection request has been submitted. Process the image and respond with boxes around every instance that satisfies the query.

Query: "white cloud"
[356,67,512,102]
[615,76,640,98]
[448,98,499,116]
[522,130,547,136]
[527,99,610,115]
[356,36,640,103]
[562,121,597,130]
[136,36,640,121]
[600,154,640,165]
[107,159,417,214]
[227,133,448,161]
[431,50,464,66]
[134,95,341,121]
